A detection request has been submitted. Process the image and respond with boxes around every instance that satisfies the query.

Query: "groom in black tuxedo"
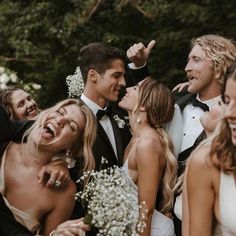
[70,42,154,230]
[76,42,153,171]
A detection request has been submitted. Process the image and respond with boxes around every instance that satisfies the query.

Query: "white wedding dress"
[122,159,175,236]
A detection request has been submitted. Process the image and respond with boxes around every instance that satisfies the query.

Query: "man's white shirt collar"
[196,95,221,110]
[80,94,108,116]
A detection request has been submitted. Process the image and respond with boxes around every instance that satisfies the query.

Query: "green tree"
[0,0,235,107]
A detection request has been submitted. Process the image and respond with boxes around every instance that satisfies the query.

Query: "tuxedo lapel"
[97,122,117,162]
[176,93,195,111]
[110,117,123,166]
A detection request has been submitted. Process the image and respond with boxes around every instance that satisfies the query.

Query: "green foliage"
[0,0,236,107]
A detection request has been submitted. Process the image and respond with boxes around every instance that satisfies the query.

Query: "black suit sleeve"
[0,105,34,145]
[125,64,150,87]
[0,194,33,236]
[0,106,12,144]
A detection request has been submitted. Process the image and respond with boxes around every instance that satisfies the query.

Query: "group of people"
[0,33,236,236]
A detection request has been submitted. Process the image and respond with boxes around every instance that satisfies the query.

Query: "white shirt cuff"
[128,62,146,70]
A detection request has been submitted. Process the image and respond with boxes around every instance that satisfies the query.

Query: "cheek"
[14,108,25,119]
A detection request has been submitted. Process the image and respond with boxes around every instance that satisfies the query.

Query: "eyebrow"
[63,106,80,129]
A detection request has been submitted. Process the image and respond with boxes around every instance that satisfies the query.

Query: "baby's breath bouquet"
[76,162,146,236]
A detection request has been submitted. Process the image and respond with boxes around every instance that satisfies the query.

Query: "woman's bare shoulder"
[187,144,217,176]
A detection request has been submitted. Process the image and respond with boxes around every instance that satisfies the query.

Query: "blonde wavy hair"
[192,34,236,85]
[24,99,96,172]
[134,77,177,213]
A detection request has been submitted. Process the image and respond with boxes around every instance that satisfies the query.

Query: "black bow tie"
[191,96,209,112]
[96,107,113,120]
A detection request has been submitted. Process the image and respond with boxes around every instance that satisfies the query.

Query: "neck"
[128,111,149,136]
[83,87,107,108]
[198,82,221,101]
[21,142,52,167]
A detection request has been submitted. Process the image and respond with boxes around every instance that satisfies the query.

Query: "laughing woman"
[0,99,96,236]
[184,62,236,236]
[0,86,39,120]
[119,77,177,236]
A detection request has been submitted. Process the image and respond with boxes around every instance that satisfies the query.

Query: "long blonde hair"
[24,99,96,172]
[135,77,177,213]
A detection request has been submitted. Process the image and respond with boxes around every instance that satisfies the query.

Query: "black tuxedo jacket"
[0,106,33,146]
[174,91,207,236]
[174,90,206,172]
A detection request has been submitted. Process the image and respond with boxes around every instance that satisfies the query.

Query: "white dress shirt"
[80,94,118,158]
[164,104,183,158]
[180,95,220,152]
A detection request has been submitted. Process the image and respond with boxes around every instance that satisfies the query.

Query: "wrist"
[128,62,146,70]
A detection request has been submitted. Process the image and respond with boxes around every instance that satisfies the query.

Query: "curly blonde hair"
[192,34,236,85]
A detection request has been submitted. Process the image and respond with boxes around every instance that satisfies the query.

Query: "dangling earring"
[65,150,76,168]
[66,150,70,157]
[136,117,141,124]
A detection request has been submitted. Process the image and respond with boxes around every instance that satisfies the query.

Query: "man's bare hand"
[127,40,156,67]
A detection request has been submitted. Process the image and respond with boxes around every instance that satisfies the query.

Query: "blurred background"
[0,0,235,108]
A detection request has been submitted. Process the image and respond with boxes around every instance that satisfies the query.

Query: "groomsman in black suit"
[176,35,236,176]
[128,35,236,236]
[173,35,236,236]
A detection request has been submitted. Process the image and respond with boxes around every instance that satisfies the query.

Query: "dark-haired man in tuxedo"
[77,41,155,170]
[70,42,155,231]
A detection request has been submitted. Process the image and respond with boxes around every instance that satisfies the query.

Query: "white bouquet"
[76,164,146,236]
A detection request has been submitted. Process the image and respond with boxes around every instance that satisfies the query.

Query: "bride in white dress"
[119,77,177,236]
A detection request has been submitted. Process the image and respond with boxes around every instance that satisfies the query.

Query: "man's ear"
[214,69,221,80]
[88,69,98,82]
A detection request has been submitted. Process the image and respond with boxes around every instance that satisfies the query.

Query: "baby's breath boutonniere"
[113,115,126,128]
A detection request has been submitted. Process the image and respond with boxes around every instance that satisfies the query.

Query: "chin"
[118,100,125,109]
[232,136,236,146]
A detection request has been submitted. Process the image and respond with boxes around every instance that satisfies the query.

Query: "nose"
[119,76,126,87]
[56,115,66,127]
[26,100,34,108]
[126,86,132,93]
[224,102,236,120]
[185,60,192,72]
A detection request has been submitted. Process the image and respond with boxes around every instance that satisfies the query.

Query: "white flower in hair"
[66,66,84,97]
